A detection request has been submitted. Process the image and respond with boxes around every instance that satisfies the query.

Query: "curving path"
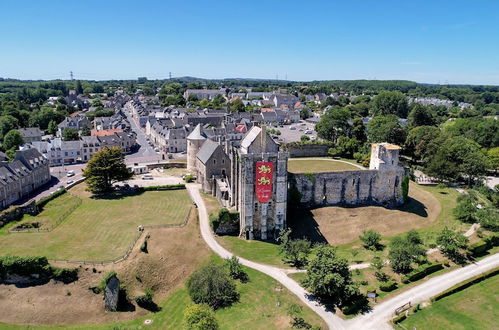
[186,183,499,330]
[186,184,347,330]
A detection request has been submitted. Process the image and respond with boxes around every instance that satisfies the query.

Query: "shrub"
[359,230,382,251]
[140,240,148,253]
[184,175,194,183]
[453,196,477,223]
[278,228,312,268]
[99,271,117,291]
[37,188,67,208]
[184,304,219,330]
[401,262,443,283]
[379,280,398,292]
[52,267,79,283]
[401,176,410,203]
[224,256,248,283]
[138,184,186,192]
[135,288,159,311]
[187,263,239,309]
[467,240,490,257]
[0,255,51,277]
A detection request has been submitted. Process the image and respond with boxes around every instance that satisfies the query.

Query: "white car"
[66,170,75,177]
[67,180,74,185]
[141,175,154,180]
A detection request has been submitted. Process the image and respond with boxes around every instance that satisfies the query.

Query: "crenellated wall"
[289,167,405,208]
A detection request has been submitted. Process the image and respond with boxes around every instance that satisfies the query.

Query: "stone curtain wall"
[285,144,330,158]
[289,168,405,208]
[0,200,37,228]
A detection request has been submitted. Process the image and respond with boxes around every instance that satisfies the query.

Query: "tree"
[351,117,367,143]
[2,129,24,151]
[187,263,239,310]
[75,80,84,95]
[367,115,406,145]
[401,176,410,203]
[277,228,311,268]
[300,135,310,142]
[82,147,133,193]
[315,107,351,143]
[81,125,91,137]
[184,304,219,330]
[62,128,79,141]
[303,244,359,306]
[300,108,311,119]
[453,195,477,223]
[436,227,468,263]
[388,231,426,274]
[229,99,245,112]
[408,104,436,127]
[371,91,409,118]
[405,126,441,163]
[359,230,382,250]
[47,120,58,135]
[28,107,64,129]
[328,136,361,158]
[0,115,19,140]
[487,147,499,173]
[224,256,248,282]
[426,136,488,183]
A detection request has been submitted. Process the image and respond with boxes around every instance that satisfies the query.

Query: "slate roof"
[18,127,43,138]
[196,139,220,165]
[187,124,207,140]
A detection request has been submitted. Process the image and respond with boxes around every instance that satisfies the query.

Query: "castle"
[187,124,405,240]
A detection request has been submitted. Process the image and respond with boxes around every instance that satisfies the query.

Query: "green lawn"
[0,260,326,329]
[0,184,192,261]
[217,236,287,268]
[401,274,499,330]
[288,158,360,173]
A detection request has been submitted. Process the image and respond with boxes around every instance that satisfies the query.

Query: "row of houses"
[0,149,51,209]
[28,131,137,166]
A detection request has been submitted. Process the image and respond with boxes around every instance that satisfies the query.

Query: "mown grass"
[0,184,192,261]
[400,274,499,330]
[288,158,360,173]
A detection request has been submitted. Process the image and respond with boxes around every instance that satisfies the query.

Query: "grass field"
[288,158,360,173]
[0,183,192,261]
[0,260,326,330]
[400,274,499,330]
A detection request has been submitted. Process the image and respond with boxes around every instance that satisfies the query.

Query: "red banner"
[255,161,274,203]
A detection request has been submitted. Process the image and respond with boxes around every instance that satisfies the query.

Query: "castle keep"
[188,124,405,240]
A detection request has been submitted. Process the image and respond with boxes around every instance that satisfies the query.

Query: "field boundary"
[49,206,193,266]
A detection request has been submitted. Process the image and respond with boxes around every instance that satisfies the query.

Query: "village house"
[18,127,44,143]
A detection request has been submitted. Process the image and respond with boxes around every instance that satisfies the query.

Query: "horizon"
[1,0,499,85]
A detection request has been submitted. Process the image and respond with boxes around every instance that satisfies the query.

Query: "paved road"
[187,183,499,330]
[348,252,499,330]
[123,107,161,164]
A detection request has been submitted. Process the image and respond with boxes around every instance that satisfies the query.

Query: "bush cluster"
[401,262,443,283]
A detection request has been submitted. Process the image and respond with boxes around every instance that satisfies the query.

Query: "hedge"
[391,313,407,324]
[0,255,51,278]
[210,208,239,232]
[468,234,499,257]
[402,262,443,284]
[137,184,185,192]
[430,267,499,302]
[379,280,398,292]
[52,267,79,283]
[37,188,67,208]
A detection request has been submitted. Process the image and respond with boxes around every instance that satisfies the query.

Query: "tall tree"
[83,147,133,193]
[2,129,24,151]
[303,244,359,306]
[408,104,436,127]
[0,115,19,140]
[62,128,79,141]
[367,115,406,145]
[315,107,351,143]
[371,91,409,118]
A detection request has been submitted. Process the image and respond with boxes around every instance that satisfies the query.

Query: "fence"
[9,194,82,233]
[50,206,194,267]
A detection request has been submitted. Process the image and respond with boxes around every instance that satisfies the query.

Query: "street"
[123,107,162,164]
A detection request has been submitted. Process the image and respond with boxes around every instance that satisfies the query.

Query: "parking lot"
[270,121,318,144]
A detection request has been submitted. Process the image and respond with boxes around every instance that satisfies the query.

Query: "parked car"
[290,126,297,130]
[305,130,312,134]
[66,180,74,185]
[141,175,154,180]
[66,170,75,177]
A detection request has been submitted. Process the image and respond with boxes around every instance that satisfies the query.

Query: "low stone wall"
[289,168,405,207]
[0,200,37,228]
[146,162,187,170]
[285,144,330,158]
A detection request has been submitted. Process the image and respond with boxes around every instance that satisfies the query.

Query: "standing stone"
[104,275,120,312]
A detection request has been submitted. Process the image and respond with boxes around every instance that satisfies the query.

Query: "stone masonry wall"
[289,168,405,208]
[285,144,330,158]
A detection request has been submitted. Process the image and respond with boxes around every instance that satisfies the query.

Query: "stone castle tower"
[235,126,288,240]
[186,124,207,172]
[369,143,401,171]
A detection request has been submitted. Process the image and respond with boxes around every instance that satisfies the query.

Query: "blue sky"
[1,0,498,84]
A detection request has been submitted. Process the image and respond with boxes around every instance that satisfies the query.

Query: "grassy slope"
[401,274,499,330]
[288,158,359,173]
[0,184,192,261]
[0,262,326,330]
